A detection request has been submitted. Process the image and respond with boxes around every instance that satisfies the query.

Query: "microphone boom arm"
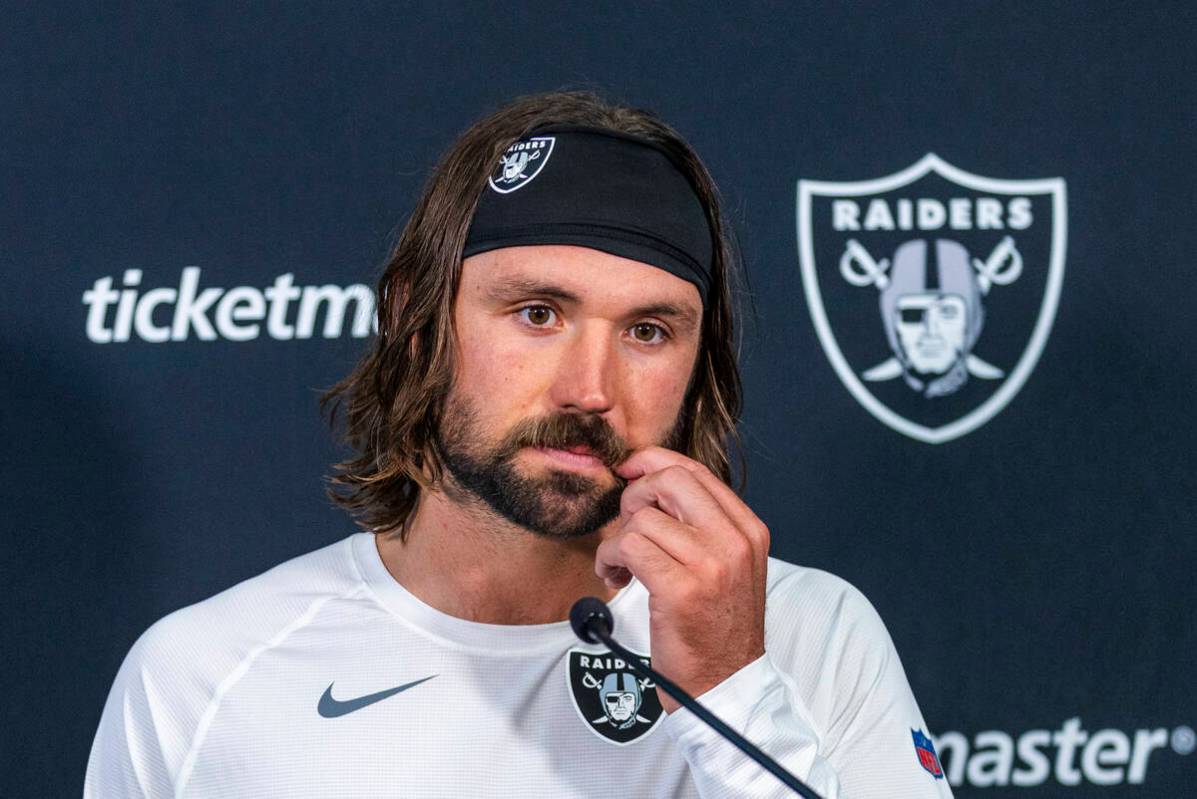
[573,597,824,799]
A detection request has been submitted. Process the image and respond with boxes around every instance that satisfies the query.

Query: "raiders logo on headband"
[567,649,663,745]
[797,154,1067,443]
[488,136,555,194]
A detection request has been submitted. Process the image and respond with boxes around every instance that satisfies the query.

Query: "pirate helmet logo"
[597,672,644,730]
[798,155,1067,443]
[850,236,1022,397]
[567,649,663,745]
[488,136,555,194]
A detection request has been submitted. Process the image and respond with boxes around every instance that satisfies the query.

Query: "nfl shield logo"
[488,136,555,194]
[567,648,664,745]
[912,729,944,779]
[797,155,1067,443]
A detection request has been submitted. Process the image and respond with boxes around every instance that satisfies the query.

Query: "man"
[85,91,953,798]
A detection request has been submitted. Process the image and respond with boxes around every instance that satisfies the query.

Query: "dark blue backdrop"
[4,3,1194,796]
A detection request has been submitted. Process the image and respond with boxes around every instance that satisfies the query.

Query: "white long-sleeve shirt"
[85,532,953,798]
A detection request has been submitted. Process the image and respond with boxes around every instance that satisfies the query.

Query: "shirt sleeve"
[661,655,842,798]
[661,567,954,799]
[84,632,177,798]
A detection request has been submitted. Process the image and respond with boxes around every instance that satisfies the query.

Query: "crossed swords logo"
[839,235,1024,383]
[581,670,656,727]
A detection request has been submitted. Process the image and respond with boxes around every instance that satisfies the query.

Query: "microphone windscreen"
[569,596,614,643]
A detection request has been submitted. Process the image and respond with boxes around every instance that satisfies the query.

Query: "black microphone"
[569,597,825,799]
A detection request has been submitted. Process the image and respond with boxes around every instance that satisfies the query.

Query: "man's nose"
[549,324,616,413]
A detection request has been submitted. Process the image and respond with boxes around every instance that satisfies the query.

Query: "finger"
[618,446,770,556]
[617,447,749,523]
[617,445,727,480]
[618,506,710,567]
[619,465,726,533]
[595,527,686,596]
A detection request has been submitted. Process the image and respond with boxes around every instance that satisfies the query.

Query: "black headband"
[463,126,713,306]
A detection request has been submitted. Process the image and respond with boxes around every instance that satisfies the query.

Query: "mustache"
[497,413,630,470]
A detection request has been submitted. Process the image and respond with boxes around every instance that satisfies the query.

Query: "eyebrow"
[483,277,700,331]
[484,278,580,304]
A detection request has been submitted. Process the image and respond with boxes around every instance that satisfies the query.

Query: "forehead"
[460,244,702,316]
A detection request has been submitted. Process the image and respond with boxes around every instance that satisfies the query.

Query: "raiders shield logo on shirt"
[488,136,555,194]
[797,154,1067,443]
[567,649,664,745]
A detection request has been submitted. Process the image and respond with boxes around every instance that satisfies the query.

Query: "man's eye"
[519,305,557,326]
[630,323,666,344]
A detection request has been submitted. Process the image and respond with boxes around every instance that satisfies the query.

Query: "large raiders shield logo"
[567,649,664,745]
[797,154,1067,443]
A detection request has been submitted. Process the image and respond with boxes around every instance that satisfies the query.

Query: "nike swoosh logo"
[317,675,437,718]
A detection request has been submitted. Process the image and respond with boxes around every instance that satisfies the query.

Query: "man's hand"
[595,446,769,713]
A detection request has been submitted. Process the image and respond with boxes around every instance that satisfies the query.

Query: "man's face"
[437,245,703,539]
[895,293,968,375]
[606,691,639,721]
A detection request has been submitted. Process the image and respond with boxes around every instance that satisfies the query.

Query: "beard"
[435,393,686,540]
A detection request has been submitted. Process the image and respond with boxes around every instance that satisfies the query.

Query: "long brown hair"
[322,90,744,539]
